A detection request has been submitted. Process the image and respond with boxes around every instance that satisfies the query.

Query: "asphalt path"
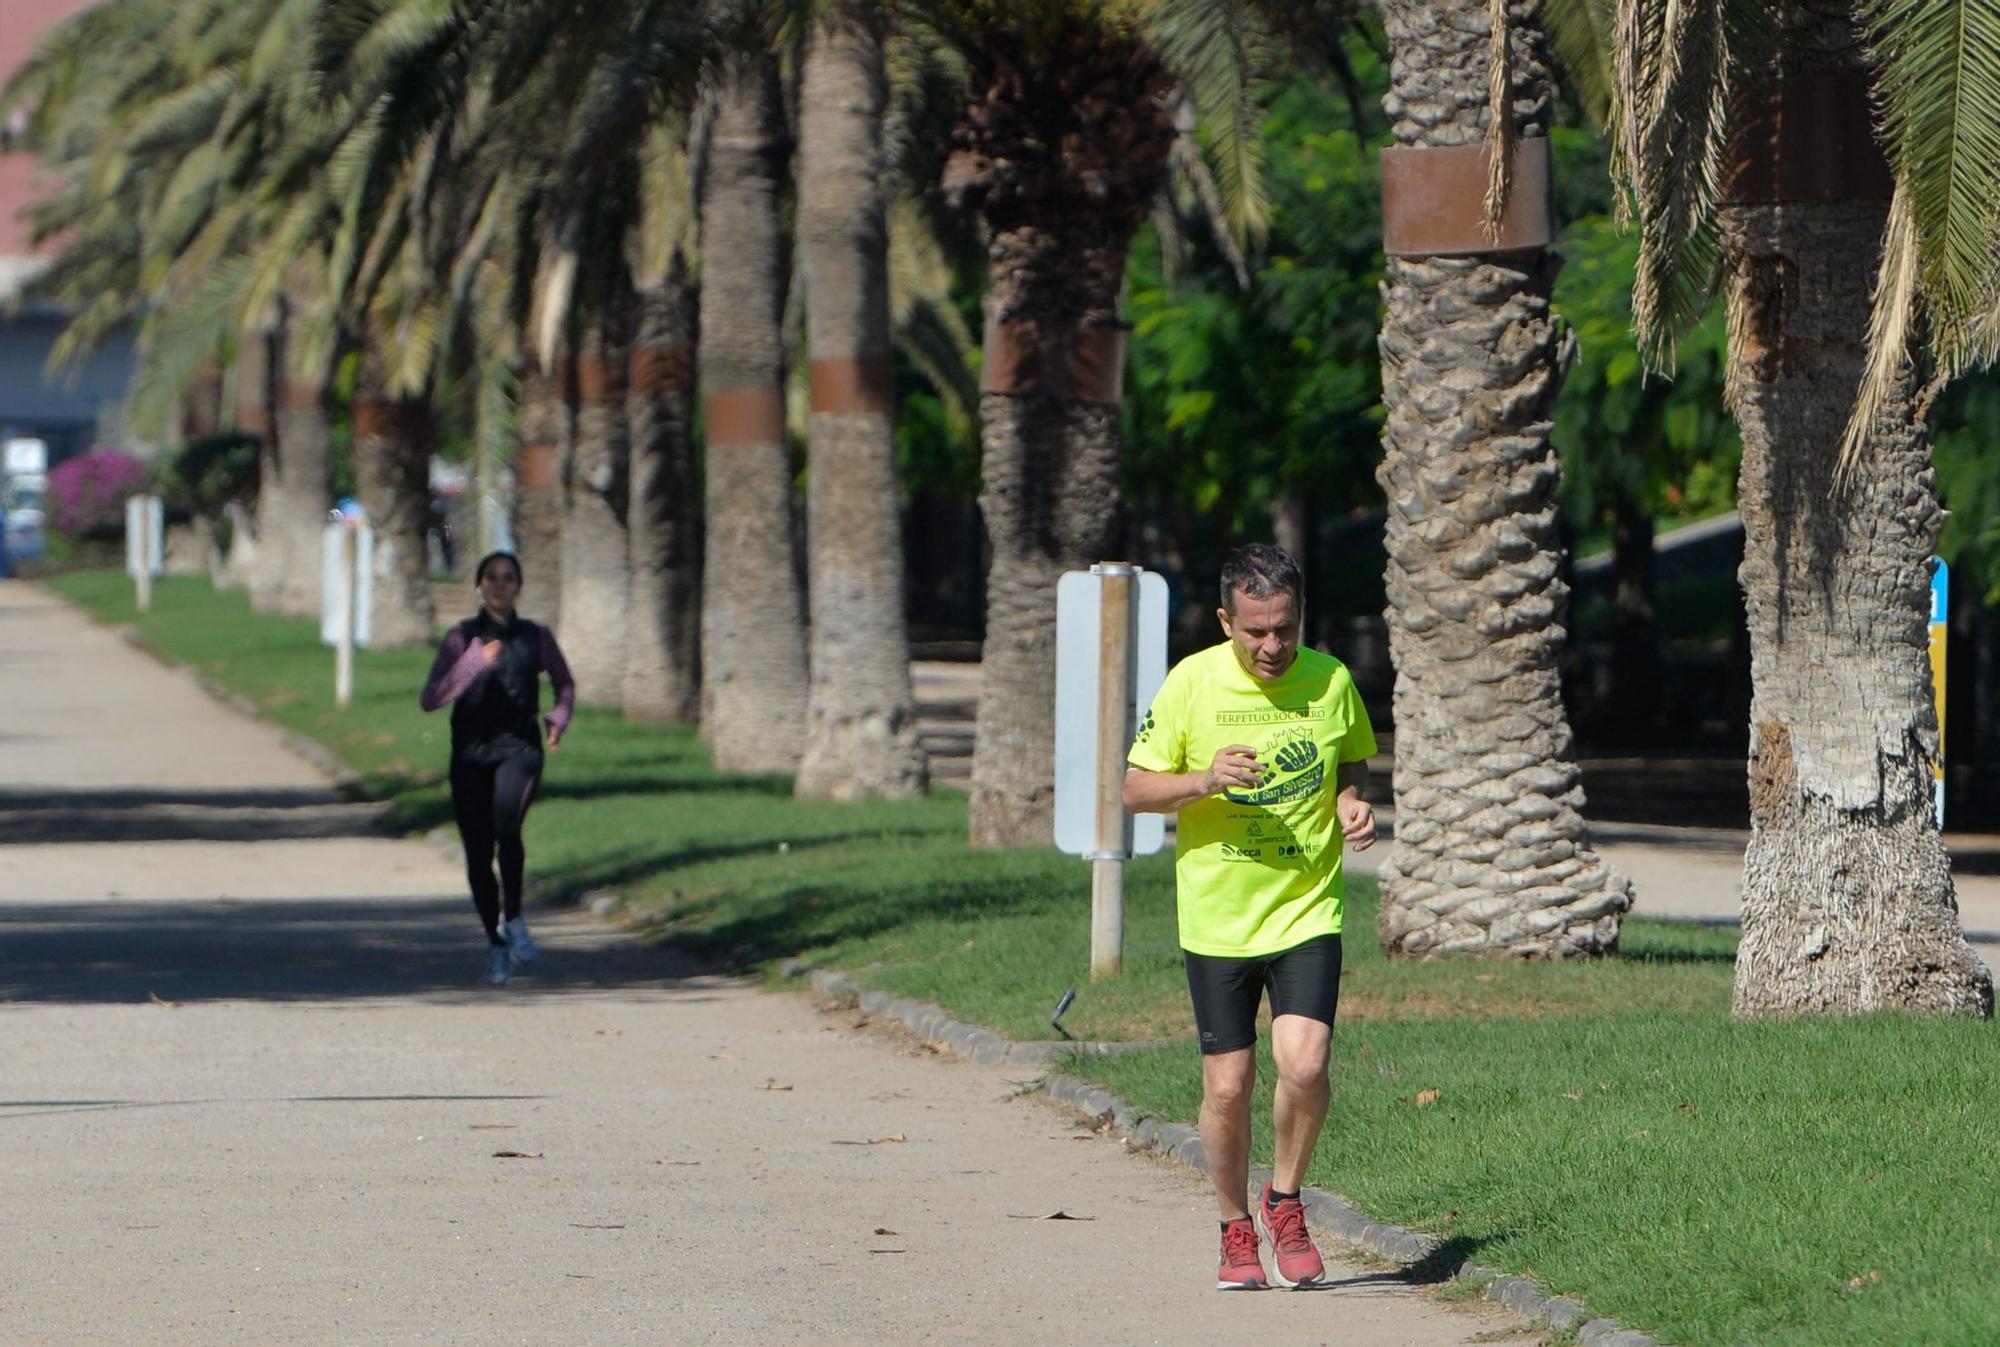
[0,583,1519,1346]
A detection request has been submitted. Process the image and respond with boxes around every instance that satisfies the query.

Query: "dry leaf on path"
[469,1124,515,1131]
[491,1151,543,1159]
[832,1133,907,1146]
[758,1080,794,1092]
[655,1159,701,1166]
[874,1228,899,1236]
[869,1249,908,1255]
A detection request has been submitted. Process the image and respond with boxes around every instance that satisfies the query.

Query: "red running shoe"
[1256,1184,1325,1287]
[1216,1217,1267,1290]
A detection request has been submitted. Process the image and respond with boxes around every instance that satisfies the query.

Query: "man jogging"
[1123,543,1377,1290]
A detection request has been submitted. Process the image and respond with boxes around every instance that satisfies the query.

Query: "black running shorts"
[1183,935,1343,1055]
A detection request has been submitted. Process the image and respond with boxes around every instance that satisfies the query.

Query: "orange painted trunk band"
[1725,74,1893,205]
[631,346,694,396]
[516,441,561,490]
[705,387,787,446]
[979,318,1127,404]
[808,354,895,414]
[1380,138,1554,257]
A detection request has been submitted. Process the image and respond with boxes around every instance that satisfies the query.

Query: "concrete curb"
[776,959,1153,1068]
[782,960,1662,1347]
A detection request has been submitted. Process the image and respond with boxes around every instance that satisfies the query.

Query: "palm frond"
[1860,0,2000,380]
[1140,0,1273,251]
[1839,181,1923,481]
[1613,0,1768,367]
[1482,0,1516,240]
[1546,0,1619,131]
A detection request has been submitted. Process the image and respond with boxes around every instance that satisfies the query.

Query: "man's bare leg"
[1269,1013,1332,1194]
[1198,1047,1256,1220]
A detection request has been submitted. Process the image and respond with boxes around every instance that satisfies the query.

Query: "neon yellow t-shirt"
[1128,641,1377,957]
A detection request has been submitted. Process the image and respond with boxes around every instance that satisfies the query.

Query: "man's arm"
[1335,758,1376,850]
[1336,758,1368,802]
[1124,744,1266,815]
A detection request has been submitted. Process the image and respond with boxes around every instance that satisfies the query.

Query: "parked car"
[2,472,46,564]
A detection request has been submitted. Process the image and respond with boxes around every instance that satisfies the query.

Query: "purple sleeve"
[541,627,577,732]
[420,627,485,711]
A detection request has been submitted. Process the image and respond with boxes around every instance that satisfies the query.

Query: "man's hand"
[480,639,502,665]
[1125,745,1265,814]
[544,721,563,752]
[1202,744,1266,795]
[1338,790,1375,851]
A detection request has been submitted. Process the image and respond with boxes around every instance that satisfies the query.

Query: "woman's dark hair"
[1219,543,1303,613]
[473,550,523,587]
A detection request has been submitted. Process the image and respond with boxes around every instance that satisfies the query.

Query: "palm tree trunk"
[352,347,436,649]
[238,323,285,614]
[698,52,809,773]
[948,20,1175,846]
[1720,10,1991,1016]
[1373,1,1632,956]
[557,283,635,707]
[513,361,564,629]
[794,19,927,801]
[624,259,702,722]
[272,296,335,620]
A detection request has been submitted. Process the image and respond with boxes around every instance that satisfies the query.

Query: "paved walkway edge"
[783,959,1662,1347]
[113,624,363,793]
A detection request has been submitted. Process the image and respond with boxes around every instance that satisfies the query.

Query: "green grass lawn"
[46,569,2000,1347]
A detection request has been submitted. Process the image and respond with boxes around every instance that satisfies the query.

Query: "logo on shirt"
[1215,706,1328,725]
[1223,728,1327,808]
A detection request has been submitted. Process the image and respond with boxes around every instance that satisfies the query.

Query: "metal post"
[335,524,356,709]
[134,502,152,614]
[1091,562,1136,979]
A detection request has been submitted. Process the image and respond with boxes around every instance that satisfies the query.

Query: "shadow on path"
[0,895,726,1005]
[0,785,385,845]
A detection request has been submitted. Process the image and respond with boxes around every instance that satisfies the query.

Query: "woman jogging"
[420,550,575,985]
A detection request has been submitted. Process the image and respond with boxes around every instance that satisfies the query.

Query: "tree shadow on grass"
[544,827,960,901]
[1400,1232,1503,1286]
[1618,920,1739,966]
[647,859,1078,966]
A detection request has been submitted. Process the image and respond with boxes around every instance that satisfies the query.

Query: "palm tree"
[1368,0,1633,957]
[2,0,338,619]
[556,259,638,704]
[793,12,929,800]
[350,341,438,647]
[920,1,1178,846]
[698,46,811,772]
[1616,0,1993,1015]
[625,244,703,721]
[514,361,567,629]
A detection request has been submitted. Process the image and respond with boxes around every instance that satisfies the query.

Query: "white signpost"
[1054,562,1169,978]
[322,518,374,707]
[1930,556,1948,828]
[124,494,163,612]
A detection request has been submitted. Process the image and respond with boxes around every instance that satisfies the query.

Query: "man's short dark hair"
[1220,543,1303,613]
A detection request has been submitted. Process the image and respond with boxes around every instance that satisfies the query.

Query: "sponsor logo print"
[1224,759,1325,807]
[1215,706,1329,726]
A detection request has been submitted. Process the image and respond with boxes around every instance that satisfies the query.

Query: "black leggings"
[450,749,544,942]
